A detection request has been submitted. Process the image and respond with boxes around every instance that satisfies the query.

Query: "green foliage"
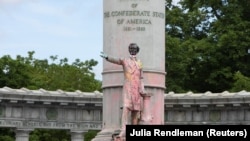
[84,130,100,141]
[0,55,31,88]
[0,136,14,141]
[165,0,250,93]
[165,35,189,92]
[0,52,102,141]
[231,71,250,92]
[0,51,102,92]
[29,129,70,141]
[0,128,15,141]
[0,128,99,141]
[1,0,250,140]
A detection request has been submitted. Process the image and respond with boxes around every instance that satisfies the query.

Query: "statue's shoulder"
[123,57,130,61]
[136,59,142,63]
[137,59,143,69]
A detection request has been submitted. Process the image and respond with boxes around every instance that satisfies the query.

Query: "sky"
[0,0,180,81]
[0,0,103,80]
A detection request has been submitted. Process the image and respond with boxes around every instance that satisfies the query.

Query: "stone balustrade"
[1,87,250,140]
[0,87,103,141]
[164,91,250,125]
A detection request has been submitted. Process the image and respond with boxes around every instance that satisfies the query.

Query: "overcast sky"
[0,0,180,81]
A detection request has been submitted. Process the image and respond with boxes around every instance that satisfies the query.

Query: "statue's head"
[128,43,139,55]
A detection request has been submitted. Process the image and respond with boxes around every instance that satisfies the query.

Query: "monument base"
[113,136,125,141]
[91,128,117,141]
[112,129,125,141]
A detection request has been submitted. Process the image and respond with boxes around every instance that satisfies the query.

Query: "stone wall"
[1,87,250,128]
[0,87,102,130]
[164,91,250,125]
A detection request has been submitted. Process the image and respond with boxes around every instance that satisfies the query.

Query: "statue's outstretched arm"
[100,52,123,65]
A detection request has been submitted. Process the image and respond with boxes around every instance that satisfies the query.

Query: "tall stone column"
[71,130,85,141]
[92,0,165,140]
[15,128,33,141]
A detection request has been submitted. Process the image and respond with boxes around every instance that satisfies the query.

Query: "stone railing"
[164,91,250,125]
[0,87,103,141]
[1,87,250,126]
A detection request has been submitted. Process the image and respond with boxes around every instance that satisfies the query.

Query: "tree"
[0,51,102,141]
[0,55,31,88]
[165,0,250,93]
[231,71,250,92]
[0,128,15,141]
[0,51,102,92]
[29,129,70,141]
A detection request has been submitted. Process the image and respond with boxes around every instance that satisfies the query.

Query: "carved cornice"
[164,90,250,108]
[1,87,250,108]
[0,87,102,107]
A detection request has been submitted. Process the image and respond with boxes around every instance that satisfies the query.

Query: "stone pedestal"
[92,0,165,140]
[15,128,33,141]
[113,135,125,141]
[91,88,122,141]
[91,128,114,141]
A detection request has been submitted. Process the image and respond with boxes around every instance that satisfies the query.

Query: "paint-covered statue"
[100,43,146,138]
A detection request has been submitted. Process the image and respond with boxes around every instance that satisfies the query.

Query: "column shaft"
[71,131,85,141]
[15,129,32,141]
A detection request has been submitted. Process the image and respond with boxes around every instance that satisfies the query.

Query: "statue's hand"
[100,52,108,59]
[139,88,147,96]
[139,81,147,96]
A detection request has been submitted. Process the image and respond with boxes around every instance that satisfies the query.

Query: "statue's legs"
[119,108,140,137]
[119,107,128,137]
[131,111,140,125]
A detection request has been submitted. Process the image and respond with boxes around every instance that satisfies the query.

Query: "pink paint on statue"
[140,93,153,125]
[100,43,146,138]
[122,57,143,111]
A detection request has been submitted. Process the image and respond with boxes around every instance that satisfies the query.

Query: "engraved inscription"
[104,2,164,32]
[0,120,102,130]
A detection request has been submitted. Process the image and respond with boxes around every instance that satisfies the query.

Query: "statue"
[100,43,146,138]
